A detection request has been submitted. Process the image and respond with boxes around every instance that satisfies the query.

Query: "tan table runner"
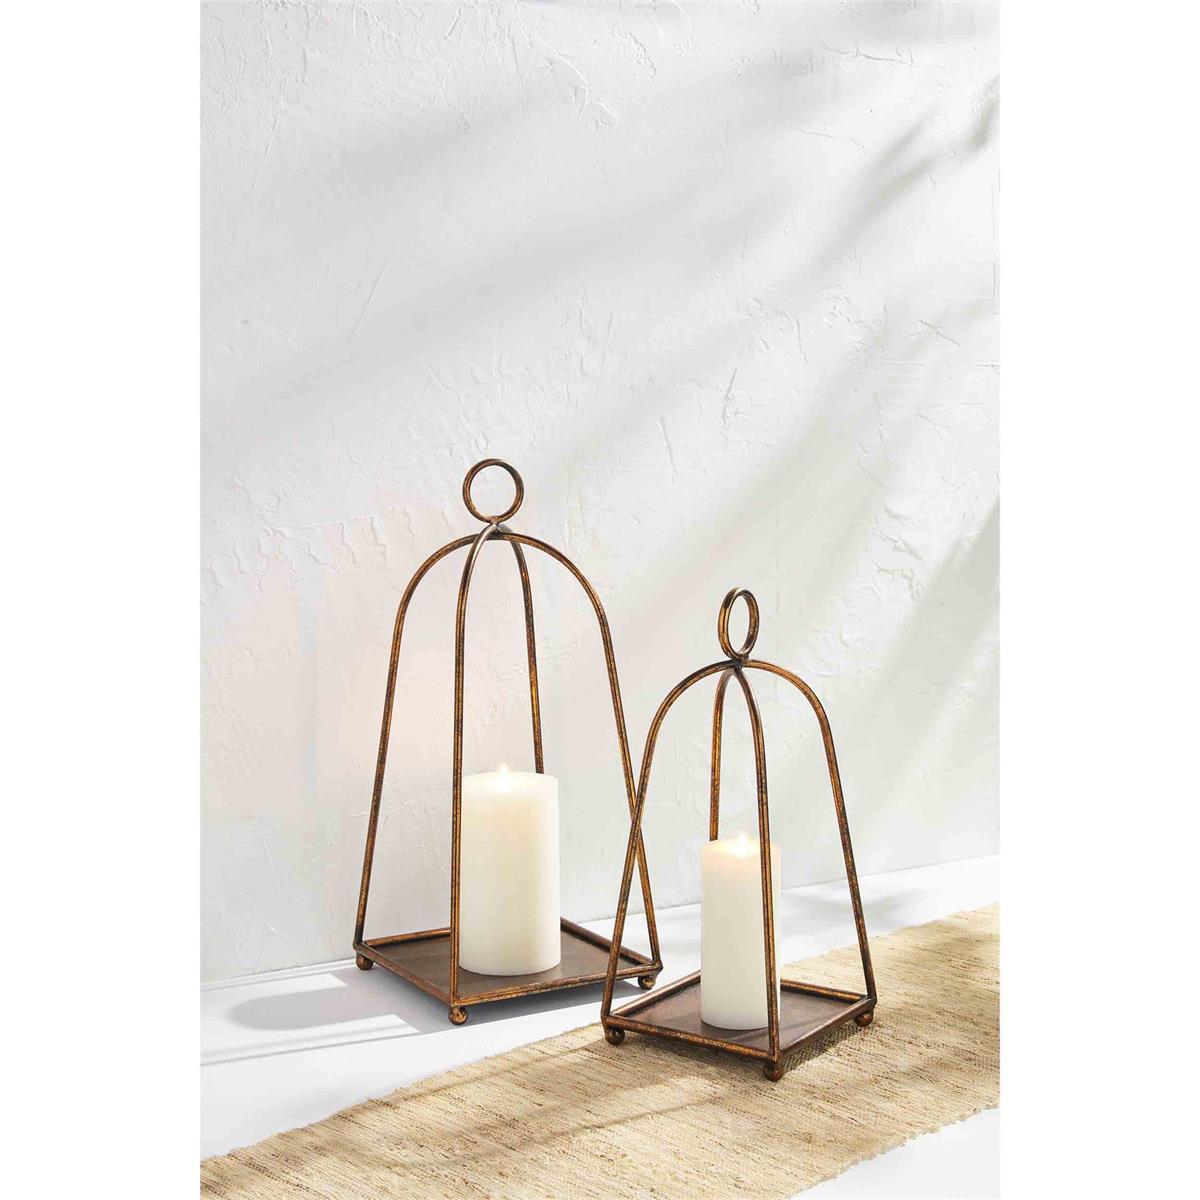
[203,905,999,1198]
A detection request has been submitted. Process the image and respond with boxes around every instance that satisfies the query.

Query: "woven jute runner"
[202,905,998,1199]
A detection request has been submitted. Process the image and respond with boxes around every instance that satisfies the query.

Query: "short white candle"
[458,764,561,975]
[700,833,781,1029]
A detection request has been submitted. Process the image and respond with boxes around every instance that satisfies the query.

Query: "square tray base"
[607,974,872,1059]
[355,918,657,1010]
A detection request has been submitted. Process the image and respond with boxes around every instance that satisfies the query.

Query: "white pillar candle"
[458,764,561,975]
[701,833,781,1029]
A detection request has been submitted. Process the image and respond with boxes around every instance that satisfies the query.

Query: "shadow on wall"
[201,0,999,978]
[364,91,997,912]
[205,4,997,463]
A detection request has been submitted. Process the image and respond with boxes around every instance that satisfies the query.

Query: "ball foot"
[638,974,657,991]
[855,1011,874,1027]
[448,1006,468,1025]
[604,1026,626,1046]
[763,1060,785,1082]
[355,954,373,970]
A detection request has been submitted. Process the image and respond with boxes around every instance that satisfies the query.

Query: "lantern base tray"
[603,971,874,1064]
[354,917,659,1012]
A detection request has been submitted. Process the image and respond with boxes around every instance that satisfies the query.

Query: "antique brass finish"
[601,589,876,1080]
[353,460,663,1022]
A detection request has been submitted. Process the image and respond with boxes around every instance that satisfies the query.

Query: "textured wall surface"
[202,0,998,982]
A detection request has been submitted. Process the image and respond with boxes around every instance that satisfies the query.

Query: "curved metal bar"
[708,669,736,840]
[450,528,664,999]
[729,667,781,1059]
[602,660,733,1019]
[464,462,542,768]
[741,659,876,1000]
[502,528,544,773]
[353,534,477,944]
[449,522,501,1002]
[498,532,662,968]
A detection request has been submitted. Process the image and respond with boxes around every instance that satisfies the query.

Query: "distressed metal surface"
[354,461,662,1022]
[602,589,875,1079]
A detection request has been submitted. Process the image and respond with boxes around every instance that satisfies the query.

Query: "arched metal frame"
[353,460,663,1023]
[600,589,876,1081]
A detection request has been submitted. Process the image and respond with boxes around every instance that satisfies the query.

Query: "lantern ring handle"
[718,587,759,660]
[463,459,524,524]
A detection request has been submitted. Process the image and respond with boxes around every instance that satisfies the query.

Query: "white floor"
[202,855,1000,1197]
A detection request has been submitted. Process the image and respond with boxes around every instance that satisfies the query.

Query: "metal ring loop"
[462,459,524,524]
[718,588,759,660]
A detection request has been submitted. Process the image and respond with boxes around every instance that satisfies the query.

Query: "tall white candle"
[458,764,561,975]
[700,833,781,1029]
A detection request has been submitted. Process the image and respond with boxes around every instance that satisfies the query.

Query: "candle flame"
[732,832,754,857]
[497,762,511,776]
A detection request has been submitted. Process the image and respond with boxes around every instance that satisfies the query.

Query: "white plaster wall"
[201,0,998,982]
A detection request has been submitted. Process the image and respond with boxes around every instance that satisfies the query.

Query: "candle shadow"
[215,967,645,1065]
